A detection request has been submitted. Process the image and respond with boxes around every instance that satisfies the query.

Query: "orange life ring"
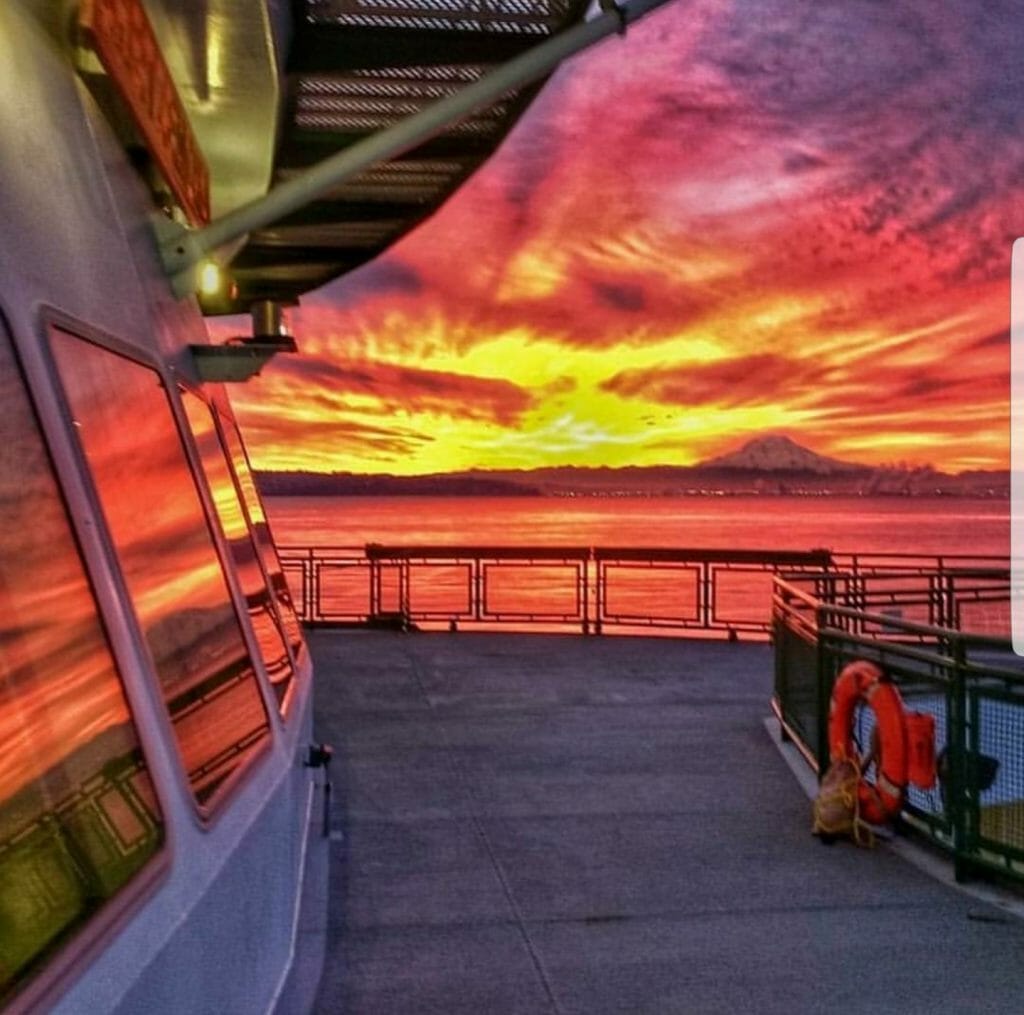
[827,660,908,824]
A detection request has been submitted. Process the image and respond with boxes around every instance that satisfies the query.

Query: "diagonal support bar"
[157,0,678,296]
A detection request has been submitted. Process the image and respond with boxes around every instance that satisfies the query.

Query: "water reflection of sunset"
[215,4,1022,476]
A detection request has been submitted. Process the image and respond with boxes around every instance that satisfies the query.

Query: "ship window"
[0,328,163,1002]
[217,412,306,663]
[180,391,295,712]
[48,329,270,808]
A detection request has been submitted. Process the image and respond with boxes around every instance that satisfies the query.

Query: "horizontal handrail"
[281,544,1011,636]
[278,543,858,636]
[594,547,834,566]
[364,544,592,561]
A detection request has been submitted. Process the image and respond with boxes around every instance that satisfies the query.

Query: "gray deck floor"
[309,631,1024,1014]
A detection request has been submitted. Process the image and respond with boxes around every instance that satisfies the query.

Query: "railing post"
[815,605,831,776]
[400,559,410,628]
[949,637,972,882]
[701,561,712,630]
[581,552,590,635]
[309,549,318,623]
[594,551,603,635]
[929,569,955,629]
[852,574,865,636]
[369,553,380,618]
[771,588,790,741]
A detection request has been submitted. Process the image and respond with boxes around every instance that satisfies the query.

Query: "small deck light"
[198,259,223,296]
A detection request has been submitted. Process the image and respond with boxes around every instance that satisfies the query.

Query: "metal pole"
[159,0,678,288]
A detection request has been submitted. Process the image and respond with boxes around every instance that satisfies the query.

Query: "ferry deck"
[3,3,1023,1010]
[305,629,1024,1013]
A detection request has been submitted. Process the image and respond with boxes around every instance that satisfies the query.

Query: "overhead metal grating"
[206,0,589,314]
[293,73,518,135]
[275,159,469,204]
[305,0,563,34]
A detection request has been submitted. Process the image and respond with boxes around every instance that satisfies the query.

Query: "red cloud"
[241,354,536,427]
[601,354,823,408]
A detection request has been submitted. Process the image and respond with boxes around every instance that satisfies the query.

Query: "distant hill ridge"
[255,435,1007,498]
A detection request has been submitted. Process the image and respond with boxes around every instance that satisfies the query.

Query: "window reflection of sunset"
[132,557,226,616]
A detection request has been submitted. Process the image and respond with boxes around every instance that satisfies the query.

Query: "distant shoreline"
[261,487,1010,501]
[254,436,1009,500]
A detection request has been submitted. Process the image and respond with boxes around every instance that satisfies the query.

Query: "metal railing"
[277,542,1020,885]
[278,544,839,636]
[279,544,1011,637]
[772,566,1022,886]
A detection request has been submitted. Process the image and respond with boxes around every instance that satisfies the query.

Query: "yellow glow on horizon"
[232,271,1007,475]
[410,327,735,387]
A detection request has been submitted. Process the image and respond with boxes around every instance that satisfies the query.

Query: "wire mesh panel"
[845,659,955,842]
[275,159,470,203]
[973,681,1024,875]
[772,608,822,765]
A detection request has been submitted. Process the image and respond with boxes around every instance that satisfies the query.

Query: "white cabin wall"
[0,6,323,1013]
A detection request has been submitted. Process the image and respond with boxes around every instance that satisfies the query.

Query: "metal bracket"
[305,742,335,838]
[305,743,335,770]
[598,0,628,35]
[189,337,297,382]
[151,212,205,298]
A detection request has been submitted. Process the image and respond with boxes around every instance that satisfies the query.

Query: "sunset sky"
[219,1,1024,476]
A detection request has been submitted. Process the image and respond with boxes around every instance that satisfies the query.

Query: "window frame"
[211,400,308,675]
[177,381,298,716]
[37,308,274,822]
[0,305,171,1013]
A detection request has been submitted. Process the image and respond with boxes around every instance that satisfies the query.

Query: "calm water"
[265,494,1009,558]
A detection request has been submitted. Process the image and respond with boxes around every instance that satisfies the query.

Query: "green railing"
[773,568,1023,886]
